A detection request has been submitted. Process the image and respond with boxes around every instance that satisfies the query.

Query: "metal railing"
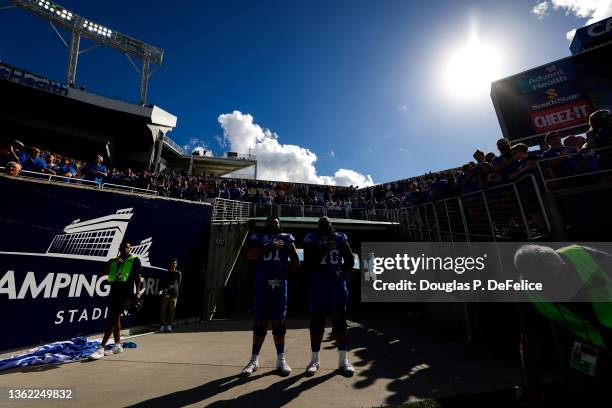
[224,152,257,161]
[101,182,159,195]
[3,168,100,187]
[536,145,612,192]
[162,135,256,161]
[162,135,187,155]
[210,198,253,224]
[3,168,551,240]
[2,168,163,197]
[391,174,550,242]
[250,203,393,221]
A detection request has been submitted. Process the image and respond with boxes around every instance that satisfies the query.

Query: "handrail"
[3,168,101,187]
[102,182,159,195]
[394,174,550,242]
[1,168,166,197]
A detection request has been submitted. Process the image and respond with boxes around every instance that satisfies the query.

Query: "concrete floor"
[0,319,525,408]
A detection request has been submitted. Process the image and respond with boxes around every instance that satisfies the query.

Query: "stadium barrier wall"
[203,223,250,321]
[0,175,212,351]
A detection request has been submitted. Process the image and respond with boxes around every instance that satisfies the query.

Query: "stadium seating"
[2,129,611,240]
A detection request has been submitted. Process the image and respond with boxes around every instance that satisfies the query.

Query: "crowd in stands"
[2,109,611,210]
[365,109,612,206]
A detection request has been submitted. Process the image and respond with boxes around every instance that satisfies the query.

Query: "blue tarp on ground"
[0,337,137,371]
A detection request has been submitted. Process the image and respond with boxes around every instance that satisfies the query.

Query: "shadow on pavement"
[126,370,335,408]
[125,371,275,408]
[346,317,524,406]
[206,371,336,407]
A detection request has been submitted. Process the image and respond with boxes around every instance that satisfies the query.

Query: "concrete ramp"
[0,319,527,407]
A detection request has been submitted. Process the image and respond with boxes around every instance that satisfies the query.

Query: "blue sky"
[1,0,609,185]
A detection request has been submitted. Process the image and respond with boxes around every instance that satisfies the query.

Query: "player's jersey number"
[320,249,341,265]
[263,249,281,261]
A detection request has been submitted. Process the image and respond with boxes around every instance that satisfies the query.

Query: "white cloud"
[217,111,374,187]
[532,2,550,18]
[183,137,213,156]
[532,0,612,40]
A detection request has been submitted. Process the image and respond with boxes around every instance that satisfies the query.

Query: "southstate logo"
[546,88,558,100]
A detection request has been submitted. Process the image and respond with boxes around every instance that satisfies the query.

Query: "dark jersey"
[250,232,295,283]
[303,231,349,276]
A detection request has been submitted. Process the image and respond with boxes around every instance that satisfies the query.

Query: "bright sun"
[443,39,503,99]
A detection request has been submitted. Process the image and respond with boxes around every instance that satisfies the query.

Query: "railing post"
[527,174,551,234]
[431,203,442,242]
[513,183,533,241]
[457,198,471,243]
[481,191,497,242]
[443,200,453,243]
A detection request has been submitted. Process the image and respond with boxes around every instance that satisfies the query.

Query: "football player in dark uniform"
[303,216,355,376]
[242,217,299,376]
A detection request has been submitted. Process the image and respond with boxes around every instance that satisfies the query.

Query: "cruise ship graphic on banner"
[0,208,156,267]
[45,208,152,266]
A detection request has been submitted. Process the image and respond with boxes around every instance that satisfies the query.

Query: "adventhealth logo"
[0,63,69,96]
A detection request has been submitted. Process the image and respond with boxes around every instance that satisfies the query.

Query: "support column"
[188,155,194,176]
[139,58,150,105]
[67,31,80,86]
[153,131,165,175]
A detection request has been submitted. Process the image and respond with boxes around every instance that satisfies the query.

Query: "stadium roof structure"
[0,61,175,166]
[154,141,257,177]
[0,61,256,176]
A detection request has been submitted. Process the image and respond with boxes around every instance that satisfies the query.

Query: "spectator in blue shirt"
[82,154,108,184]
[0,140,27,167]
[492,138,519,183]
[509,143,544,182]
[458,163,479,194]
[566,135,601,173]
[22,147,54,174]
[430,172,448,200]
[229,183,242,201]
[55,157,77,178]
[541,132,582,180]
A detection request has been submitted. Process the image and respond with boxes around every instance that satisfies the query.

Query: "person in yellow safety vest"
[514,244,612,406]
[90,242,142,360]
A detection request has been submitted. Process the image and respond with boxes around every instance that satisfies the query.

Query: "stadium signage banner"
[0,62,68,96]
[361,242,612,302]
[0,177,211,351]
[570,16,612,55]
[529,99,592,133]
[491,43,611,143]
[515,61,576,93]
